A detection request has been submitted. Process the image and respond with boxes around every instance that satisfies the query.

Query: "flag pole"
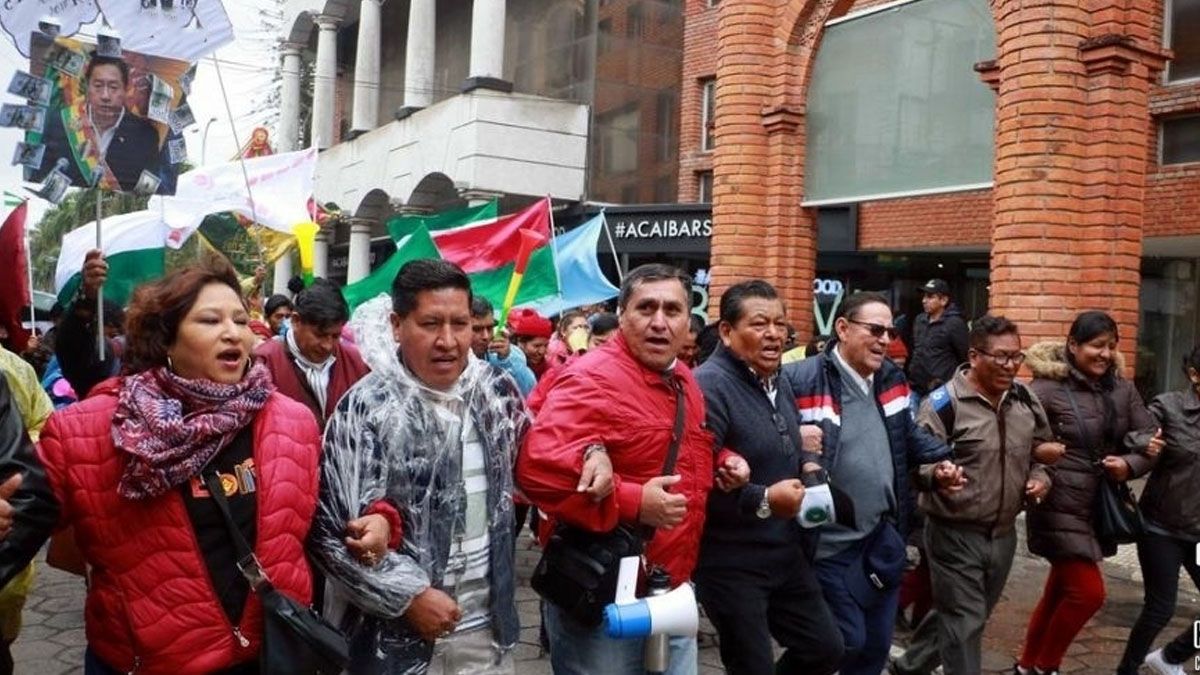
[599,210,624,282]
[212,54,267,269]
[546,196,564,300]
[24,215,35,333]
[95,189,105,360]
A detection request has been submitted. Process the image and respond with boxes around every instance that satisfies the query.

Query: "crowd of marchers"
[0,253,1196,675]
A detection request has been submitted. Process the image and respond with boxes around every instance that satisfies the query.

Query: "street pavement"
[13,520,1200,674]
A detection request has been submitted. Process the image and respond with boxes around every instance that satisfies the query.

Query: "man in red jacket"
[255,278,368,429]
[518,264,750,675]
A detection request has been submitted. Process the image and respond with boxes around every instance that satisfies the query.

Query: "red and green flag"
[355,198,560,312]
[342,225,442,310]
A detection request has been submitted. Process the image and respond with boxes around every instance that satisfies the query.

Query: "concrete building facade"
[274,0,687,294]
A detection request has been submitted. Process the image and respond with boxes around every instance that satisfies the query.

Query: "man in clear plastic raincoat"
[310,259,531,675]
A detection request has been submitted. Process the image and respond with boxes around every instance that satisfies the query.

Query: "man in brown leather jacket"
[891,316,1060,675]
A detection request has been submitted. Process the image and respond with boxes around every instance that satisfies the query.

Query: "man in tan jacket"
[891,315,1061,675]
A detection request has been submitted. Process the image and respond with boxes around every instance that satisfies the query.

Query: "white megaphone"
[602,557,699,640]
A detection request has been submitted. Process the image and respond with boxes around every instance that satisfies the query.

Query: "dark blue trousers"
[815,542,902,675]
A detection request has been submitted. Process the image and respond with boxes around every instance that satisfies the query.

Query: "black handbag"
[1094,476,1143,544]
[203,473,349,675]
[1061,384,1144,545]
[530,376,687,628]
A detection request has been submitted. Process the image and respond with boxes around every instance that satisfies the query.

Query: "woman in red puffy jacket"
[0,258,390,674]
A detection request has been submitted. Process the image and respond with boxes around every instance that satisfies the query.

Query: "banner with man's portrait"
[16,34,191,196]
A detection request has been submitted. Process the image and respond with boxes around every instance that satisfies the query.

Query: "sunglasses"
[847,319,900,341]
[973,348,1026,367]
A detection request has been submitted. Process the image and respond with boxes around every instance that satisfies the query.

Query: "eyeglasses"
[973,349,1026,367]
[847,319,900,341]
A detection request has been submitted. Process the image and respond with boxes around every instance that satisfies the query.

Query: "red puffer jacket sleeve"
[517,372,643,532]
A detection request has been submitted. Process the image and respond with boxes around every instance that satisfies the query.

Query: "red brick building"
[683,0,1200,395]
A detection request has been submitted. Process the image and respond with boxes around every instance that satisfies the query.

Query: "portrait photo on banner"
[19,33,191,196]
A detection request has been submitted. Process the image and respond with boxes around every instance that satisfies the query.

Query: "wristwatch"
[756,487,771,519]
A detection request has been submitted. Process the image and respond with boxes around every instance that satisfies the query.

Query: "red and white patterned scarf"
[113,363,274,500]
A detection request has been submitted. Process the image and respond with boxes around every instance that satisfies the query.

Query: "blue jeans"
[542,602,698,675]
[815,543,902,675]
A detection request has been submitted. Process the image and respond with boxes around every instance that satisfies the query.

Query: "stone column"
[351,0,382,133]
[277,43,303,152]
[311,14,340,149]
[463,0,512,93]
[346,218,373,283]
[313,228,330,280]
[272,253,293,295]
[398,0,435,118]
[460,188,503,207]
[987,0,1167,357]
[276,42,303,293]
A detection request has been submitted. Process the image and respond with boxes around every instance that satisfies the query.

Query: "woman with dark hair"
[1015,310,1161,675]
[0,258,391,674]
[1117,346,1200,674]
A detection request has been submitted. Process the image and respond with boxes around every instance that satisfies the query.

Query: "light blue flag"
[524,213,620,316]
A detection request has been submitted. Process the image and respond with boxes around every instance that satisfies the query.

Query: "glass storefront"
[1137,258,1200,400]
[813,252,990,336]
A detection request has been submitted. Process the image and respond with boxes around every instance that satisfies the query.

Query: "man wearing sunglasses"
[783,292,962,675]
[890,315,1059,675]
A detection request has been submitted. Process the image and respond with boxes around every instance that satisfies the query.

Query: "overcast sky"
[0,0,281,229]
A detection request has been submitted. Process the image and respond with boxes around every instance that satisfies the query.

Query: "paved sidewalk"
[13,527,1200,674]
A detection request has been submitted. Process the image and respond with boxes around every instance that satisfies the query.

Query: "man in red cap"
[508,308,553,380]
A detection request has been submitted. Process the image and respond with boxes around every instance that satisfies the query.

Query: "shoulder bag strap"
[1061,381,1100,461]
[203,472,271,591]
[632,377,688,542]
[661,376,686,476]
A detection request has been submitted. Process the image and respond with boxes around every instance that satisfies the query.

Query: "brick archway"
[709,0,853,337]
[985,0,1167,355]
[712,0,1168,358]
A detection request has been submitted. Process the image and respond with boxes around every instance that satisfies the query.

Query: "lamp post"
[200,116,218,164]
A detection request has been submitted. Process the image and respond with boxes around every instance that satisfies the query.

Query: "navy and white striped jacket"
[781,339,950,538]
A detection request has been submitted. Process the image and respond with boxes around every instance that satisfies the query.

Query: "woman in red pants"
[1015,311,1161,675]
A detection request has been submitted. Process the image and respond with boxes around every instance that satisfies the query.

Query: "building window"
[598,18,612,54]
[701,79,715,152]
[1167,0,1200,82]
[804,0,994,203]
[697,171,713,202]
[654,176,674,202]
[1162,115,1200,165]
[627,4,645,38]
[600,106,641,174]
[656,90,677,161]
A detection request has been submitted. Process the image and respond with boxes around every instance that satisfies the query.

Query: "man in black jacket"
[694,280,844,675]
[908,279,969,396]
[55,250,124,400]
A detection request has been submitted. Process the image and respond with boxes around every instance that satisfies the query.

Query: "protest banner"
[0,1,233,61]
[20,34,191,195]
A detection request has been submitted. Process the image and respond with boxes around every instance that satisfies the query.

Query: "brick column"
[711,3,817,337]
[988,0,1167,357]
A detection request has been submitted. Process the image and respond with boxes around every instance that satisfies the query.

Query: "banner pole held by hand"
[95,190,105,361]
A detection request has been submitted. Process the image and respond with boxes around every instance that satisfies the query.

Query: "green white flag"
[55,211,170,307]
